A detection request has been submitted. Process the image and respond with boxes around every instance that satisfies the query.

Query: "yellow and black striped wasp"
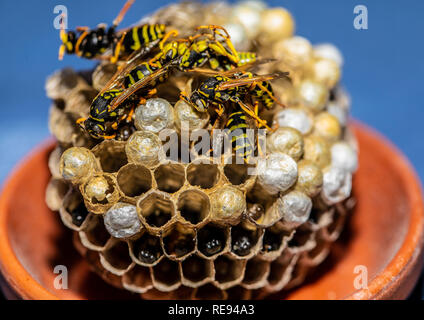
[181,69,288,163]
[147,25,257,72]
[77,48,172,139]
[59,0,167,63]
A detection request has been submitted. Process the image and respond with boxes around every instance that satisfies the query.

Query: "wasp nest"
[45,0,357,299]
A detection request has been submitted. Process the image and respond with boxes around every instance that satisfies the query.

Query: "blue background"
[0,0,423,300]
[0,0,423,184]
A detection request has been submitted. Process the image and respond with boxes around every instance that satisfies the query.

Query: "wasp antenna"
[113,0,135,27]
[58,13,67,60]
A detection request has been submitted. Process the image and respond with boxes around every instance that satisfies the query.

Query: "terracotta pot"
[0,122,423,300]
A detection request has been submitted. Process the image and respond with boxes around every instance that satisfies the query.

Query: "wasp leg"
[102,133,117,140]
[75,31,89,57]
[76,117,87,127]
[196,25,240,65]
[76,26,89,32]
[256,82,286,108]
[235,99,271,131]
[110,31,127,63]
[58,13,68,60]
[111,122,119,130]
[126,106,135,123]
[113,0,135,27]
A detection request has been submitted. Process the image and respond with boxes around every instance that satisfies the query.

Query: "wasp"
[181,70,288,163]
[148,25,249,72]
[77,51,172,139]
[181,71,287,129]
[59,0,166,63]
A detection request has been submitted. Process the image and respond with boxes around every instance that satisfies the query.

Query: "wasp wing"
[216,72,289,91]
[186,58,278,77]
[108,63,171,111]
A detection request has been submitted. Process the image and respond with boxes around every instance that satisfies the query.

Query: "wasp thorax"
[125,131,163,168]
[134,98,174,133]
[59,147,98,184]
[104,203,142,239]
[257,152,298,195]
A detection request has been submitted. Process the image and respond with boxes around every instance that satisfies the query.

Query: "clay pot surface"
[0,122,423,300]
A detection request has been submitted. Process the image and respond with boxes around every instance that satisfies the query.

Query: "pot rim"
[0,123,423,300]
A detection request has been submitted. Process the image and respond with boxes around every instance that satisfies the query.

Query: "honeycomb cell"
[287,227,316,253]
[100,239,133,275]
[137,191,176,233]
[181,255,214,287]
[186,163,220,189]
[79,214,110,251]
[130,232,163,266]
[230,224,262,258]
[177,190,210,226]
[223,163,253,186]
[154,163,185,193]
[60,189,89,230]
[162,223,196,260]
[122,265,153,293]
[46,178,69,212]
[81,173,120,214]
[304,232,330,266]
[210,186,245,223]
[226,286,252,300]
[267,252,299,291]
[151,258,181,291]
[261,228,285,254]
[214,255,246,289]
[197,223,229,258]
[194,283,227,300]
[117,164,152,198]
[92,140,128,173]
[242,258,270,289]
[322,207,346,242]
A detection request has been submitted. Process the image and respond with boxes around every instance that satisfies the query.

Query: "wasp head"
[83,119,107,140]
[180,91,208,113]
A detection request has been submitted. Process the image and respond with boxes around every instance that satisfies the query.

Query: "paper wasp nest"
[45,1,357,299]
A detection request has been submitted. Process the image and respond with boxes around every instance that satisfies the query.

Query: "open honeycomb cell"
[162,223,196,260]
[181,254,214,287]
[151,258,181,292]
[214,255,246,289]
[197,223,229,259]
[177,189,210,226]
[117,164,152,198]
[79,214,110,251]
[60,189,90,231]
[137,191,176,234]
[230,224,263,258]
[130,232,163,266]
[92,140,128,173]
[242,258,270,290]
[100,239,133,275]
[122,265,154,293]
[186,162,220,189]
[154,163,186,193]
